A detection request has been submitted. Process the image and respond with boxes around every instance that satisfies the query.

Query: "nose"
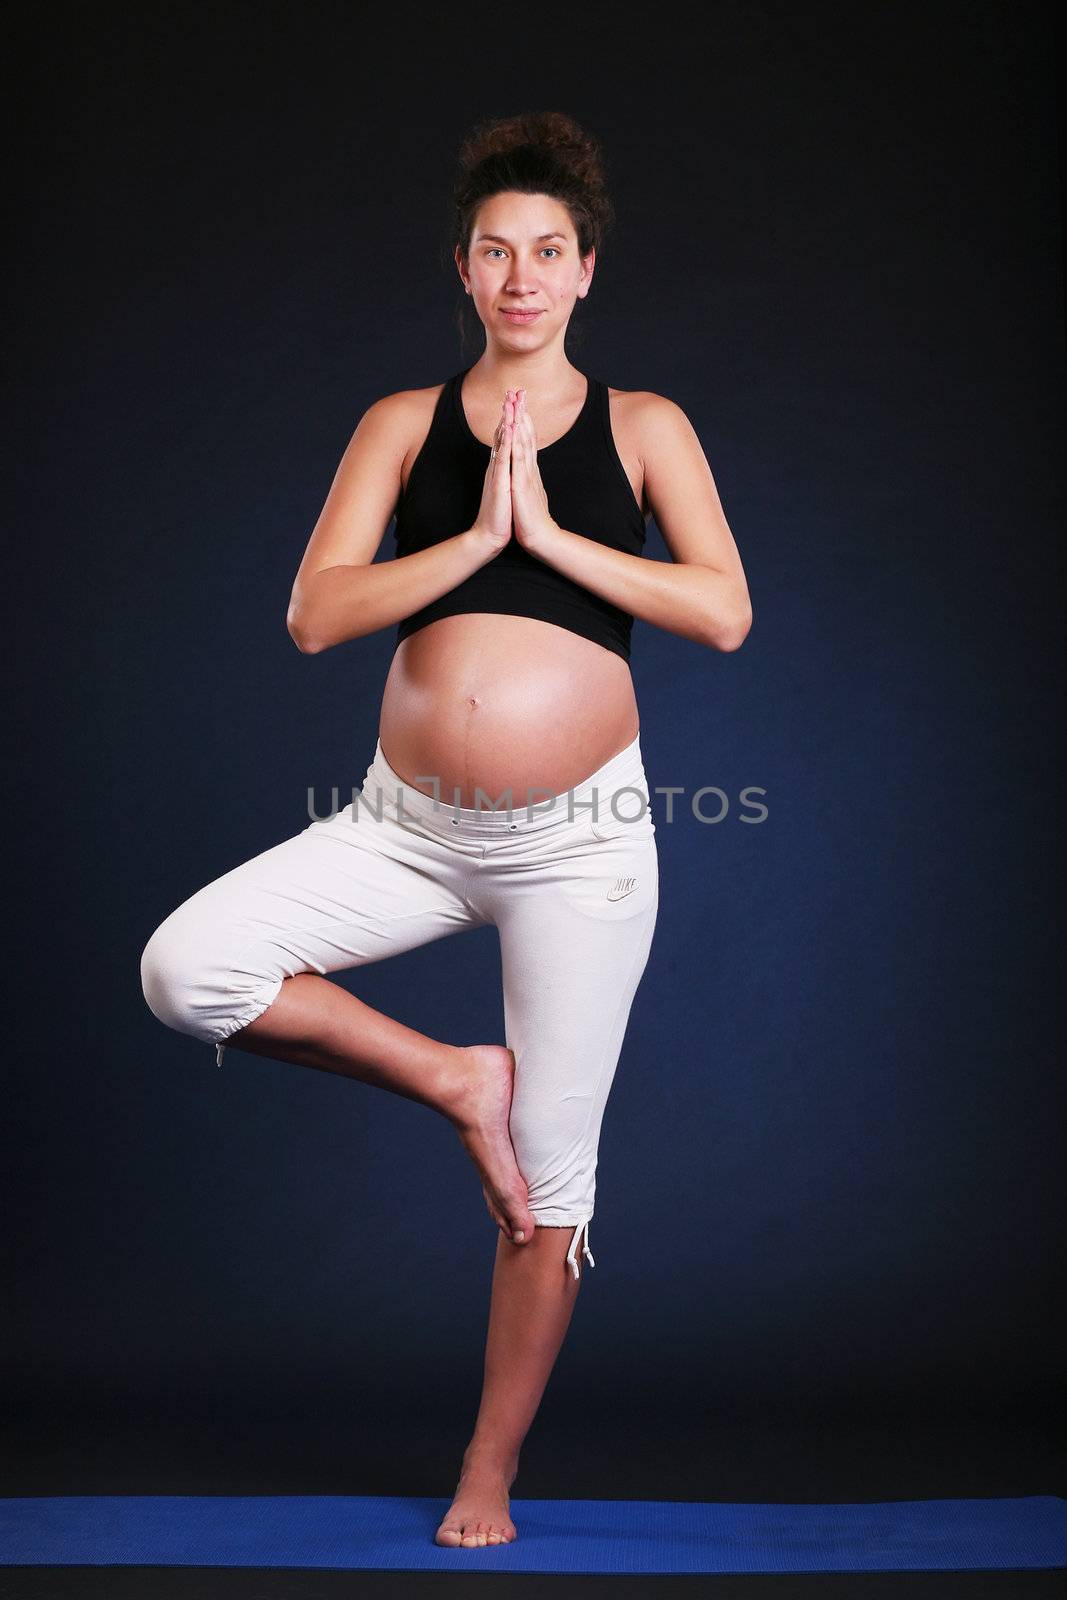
[505,266,538,293]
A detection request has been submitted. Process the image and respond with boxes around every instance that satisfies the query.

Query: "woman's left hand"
[509,389,560,554]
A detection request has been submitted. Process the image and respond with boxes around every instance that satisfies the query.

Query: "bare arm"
[286,393,497,654]
[524,393,753,652]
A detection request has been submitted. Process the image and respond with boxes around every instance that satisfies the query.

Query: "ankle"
[439,1045,480,1126]
[462,1440,519,1483]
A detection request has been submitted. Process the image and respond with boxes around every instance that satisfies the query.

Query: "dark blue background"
[7,0,1063,1500]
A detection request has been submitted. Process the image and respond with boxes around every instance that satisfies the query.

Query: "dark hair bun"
[453,110,614,261]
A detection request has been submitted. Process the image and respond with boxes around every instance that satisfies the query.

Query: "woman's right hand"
[470,394,515,556]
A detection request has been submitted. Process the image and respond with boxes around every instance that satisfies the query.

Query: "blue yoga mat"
[2,1495,1065,1573]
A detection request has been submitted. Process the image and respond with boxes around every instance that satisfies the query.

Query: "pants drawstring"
[215,1030,598,1280]
[566,1218,595,1280]
[216,1033,596,1278]
[216,1038,597,1280]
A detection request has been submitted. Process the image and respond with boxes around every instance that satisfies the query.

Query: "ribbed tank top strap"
[591,374,646,532]
[448,366,490,457]
[565,373,602,449]
[439,369,469,446]
[394,372,473,548]
[407,372,465,476]
[594,374,621,456]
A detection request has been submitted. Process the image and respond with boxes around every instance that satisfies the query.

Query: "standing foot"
[435,1455,518,1547]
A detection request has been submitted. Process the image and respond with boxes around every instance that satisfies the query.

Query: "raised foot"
[435,1461,517,1548]
[447,1045,536,1247]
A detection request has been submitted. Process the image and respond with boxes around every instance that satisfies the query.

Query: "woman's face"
[458,190,594,348]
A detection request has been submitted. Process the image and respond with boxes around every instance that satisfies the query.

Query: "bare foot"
[445,1046,536,1247]
[435,1458,518,1548]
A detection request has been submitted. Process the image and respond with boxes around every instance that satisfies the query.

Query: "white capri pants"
[141,732,659,1279]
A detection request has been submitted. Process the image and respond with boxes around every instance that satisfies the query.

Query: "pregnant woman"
[140,109,751,1549]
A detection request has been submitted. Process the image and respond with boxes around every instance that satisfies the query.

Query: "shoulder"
[351,380,451,471]
[605,386,692,427]
[604,386,698,456]
[362,379,449,432]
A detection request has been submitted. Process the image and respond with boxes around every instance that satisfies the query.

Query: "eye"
[483,247,562,259]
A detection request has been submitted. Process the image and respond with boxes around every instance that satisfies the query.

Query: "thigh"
[484,820,660,1222]
[141,801,485,1044]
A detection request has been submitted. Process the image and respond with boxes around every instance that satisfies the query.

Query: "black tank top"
[393,368,647,662]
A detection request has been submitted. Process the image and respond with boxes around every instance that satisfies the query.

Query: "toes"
[439,1513,513,1549]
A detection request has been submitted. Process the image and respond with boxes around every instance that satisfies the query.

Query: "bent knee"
[140,913,216,1041]
[140,907,280,1045]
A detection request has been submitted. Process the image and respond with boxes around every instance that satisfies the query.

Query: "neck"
[467,343,579,398]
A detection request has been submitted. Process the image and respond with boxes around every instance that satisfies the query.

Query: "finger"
[495,409,514,448]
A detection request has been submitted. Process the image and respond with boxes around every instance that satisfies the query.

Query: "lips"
[501,310,542,321]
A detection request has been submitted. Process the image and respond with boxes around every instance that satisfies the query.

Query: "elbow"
[291,632,324,655]
[709,599,752,653]
[287,605,325,655]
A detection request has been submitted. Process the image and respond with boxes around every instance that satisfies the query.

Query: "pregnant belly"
[378,614,640,809]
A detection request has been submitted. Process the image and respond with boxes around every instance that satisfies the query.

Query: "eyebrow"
[474,232,567,245]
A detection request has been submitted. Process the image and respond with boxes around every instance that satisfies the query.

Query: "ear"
[577,247,596,301]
